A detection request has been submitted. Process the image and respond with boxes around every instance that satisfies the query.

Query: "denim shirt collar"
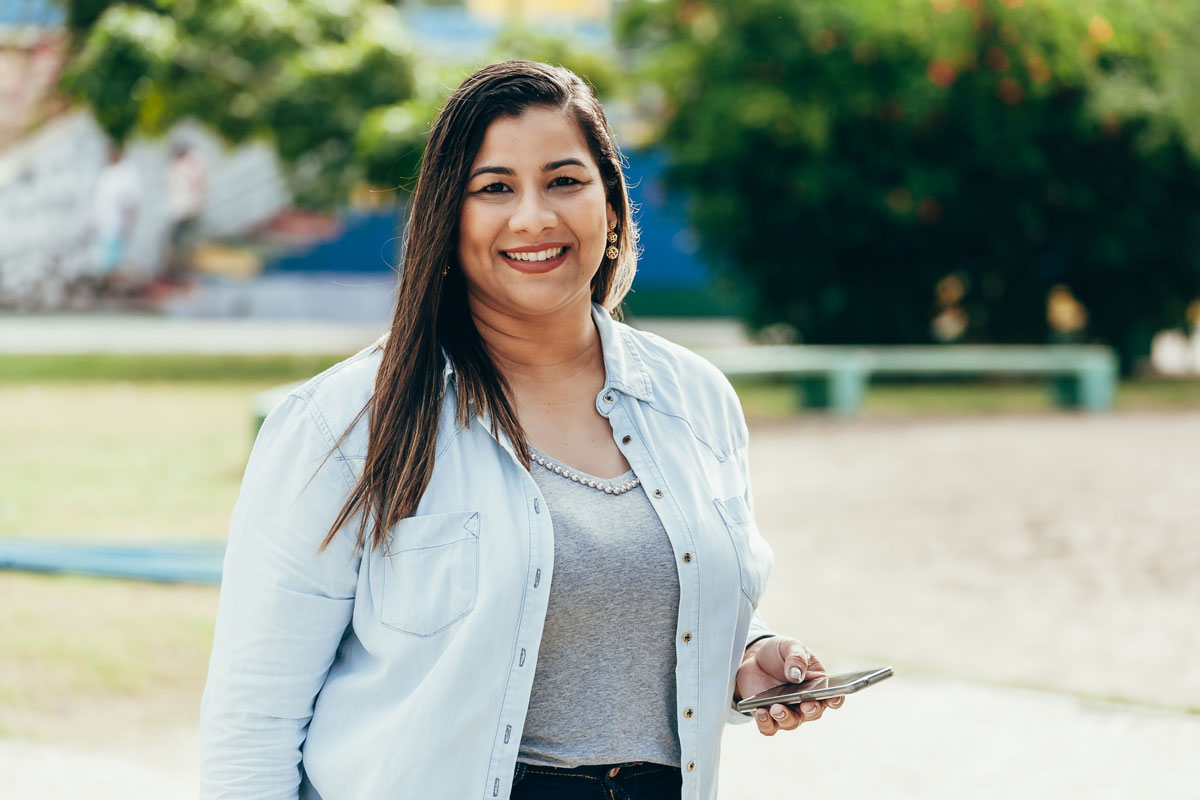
[590,302,655,403]
[440,302,655,404]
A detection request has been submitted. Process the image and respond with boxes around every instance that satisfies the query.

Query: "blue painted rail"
[0,539,225,585]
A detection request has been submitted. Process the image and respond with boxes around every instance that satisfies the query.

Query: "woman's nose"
[508,190,556,235]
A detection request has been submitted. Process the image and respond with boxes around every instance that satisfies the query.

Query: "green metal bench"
[694,345,1118,416]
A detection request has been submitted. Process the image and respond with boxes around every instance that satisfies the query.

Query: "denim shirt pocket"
[375,510,480,637]
[714,496,772,607]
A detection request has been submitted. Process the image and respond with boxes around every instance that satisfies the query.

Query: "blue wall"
[624,148,709,289]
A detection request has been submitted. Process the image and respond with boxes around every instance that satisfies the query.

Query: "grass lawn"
[0,572,217,745]
[0,381,279,540]
[0,353,346,385]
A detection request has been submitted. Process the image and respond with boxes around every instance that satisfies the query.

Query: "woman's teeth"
[503,247,565,262]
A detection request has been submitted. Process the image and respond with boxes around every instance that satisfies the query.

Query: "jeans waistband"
[516,760,676,781]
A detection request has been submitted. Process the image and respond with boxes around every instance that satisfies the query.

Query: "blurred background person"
[88,144,142,296]
[164,142,209,285]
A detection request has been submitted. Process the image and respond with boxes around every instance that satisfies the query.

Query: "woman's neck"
[469,297,603,387]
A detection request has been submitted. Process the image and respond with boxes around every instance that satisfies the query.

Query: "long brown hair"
[322,61,638,552]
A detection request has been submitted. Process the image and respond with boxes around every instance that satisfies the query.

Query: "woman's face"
[457,106,615,320]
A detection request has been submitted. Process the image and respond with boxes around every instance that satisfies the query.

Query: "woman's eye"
[551,176,580,187]
[478,182,509,194]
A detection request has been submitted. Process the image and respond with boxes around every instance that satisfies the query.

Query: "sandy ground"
[718,676,1200,799]
[4,409,1199,797]
[750,409,1200,712]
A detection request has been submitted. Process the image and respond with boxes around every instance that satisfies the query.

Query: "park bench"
[693,344,1118,415]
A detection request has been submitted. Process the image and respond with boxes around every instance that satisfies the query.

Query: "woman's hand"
[735,636,845,736]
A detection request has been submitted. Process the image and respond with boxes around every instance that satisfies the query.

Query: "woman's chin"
[488,283,595,319]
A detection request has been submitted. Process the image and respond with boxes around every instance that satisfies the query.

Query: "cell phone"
[735,666,894,713]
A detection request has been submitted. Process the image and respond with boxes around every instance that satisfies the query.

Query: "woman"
[200,61,840,800]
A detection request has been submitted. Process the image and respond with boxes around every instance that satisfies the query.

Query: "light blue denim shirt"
[200,303,775,800]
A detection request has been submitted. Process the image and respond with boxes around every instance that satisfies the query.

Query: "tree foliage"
[57,2,627,207]
[618,0,1200,368]
[58,0,419,208]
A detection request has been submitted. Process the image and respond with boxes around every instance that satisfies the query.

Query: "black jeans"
[510,760,682,799]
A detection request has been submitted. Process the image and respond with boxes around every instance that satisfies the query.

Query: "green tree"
[618,0,1200,369]
[58,0,419,208]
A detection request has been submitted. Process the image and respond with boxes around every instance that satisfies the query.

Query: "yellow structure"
[467,0,611,22]
[191,243,264,279]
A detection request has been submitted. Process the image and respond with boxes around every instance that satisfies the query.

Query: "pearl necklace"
[528,449,642,496]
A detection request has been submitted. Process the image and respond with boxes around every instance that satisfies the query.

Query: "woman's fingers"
[780,639,817,683]
[754,707,780,735]
[755,703,805,734]
[797,700,824,723]
[770,703,802,730]
[754,697,844,736]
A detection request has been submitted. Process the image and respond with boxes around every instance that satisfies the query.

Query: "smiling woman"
[200,61,837,800]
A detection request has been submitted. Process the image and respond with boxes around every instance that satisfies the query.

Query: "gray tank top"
[517,447,682,768]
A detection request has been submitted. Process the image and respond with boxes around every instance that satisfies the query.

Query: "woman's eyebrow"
[543,158,586,171]
[468,158,587,182]
[468,165,514,181]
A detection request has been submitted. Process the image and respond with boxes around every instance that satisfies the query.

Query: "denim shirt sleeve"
[200,392,363,799]
[727,405,777,725]
[740,472,774,650]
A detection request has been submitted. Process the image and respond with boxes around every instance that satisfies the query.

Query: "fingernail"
[788,667,802,682]
[772,708,786,719]
[756,710,768,721]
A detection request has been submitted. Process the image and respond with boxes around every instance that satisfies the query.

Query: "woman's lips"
[500,245,570,274]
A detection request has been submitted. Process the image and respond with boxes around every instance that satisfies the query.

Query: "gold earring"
[442,264,450,276]
[606,220,619,259]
